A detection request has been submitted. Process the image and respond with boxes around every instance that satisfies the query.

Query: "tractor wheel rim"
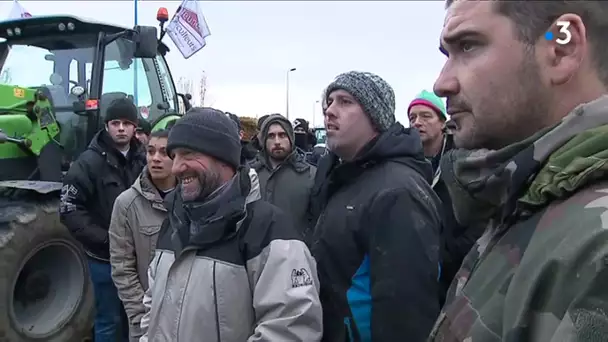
[9,239,86,338]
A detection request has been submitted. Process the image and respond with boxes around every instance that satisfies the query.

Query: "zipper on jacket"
[213,262,221,341]
[344,317,355,342]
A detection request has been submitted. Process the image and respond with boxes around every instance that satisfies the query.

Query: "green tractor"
[0,13,187,341]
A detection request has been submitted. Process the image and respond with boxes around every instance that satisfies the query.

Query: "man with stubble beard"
[428,0,608,340]
[251,114,316,236]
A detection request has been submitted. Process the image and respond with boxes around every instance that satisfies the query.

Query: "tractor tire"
[0,197,94,342]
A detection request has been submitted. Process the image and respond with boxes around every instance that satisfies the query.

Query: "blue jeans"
[88,258,129,342]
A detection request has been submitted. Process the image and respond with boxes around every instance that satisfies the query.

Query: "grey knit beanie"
[324,71,396,132]
[259,114,294,150]
[167,107,242,169]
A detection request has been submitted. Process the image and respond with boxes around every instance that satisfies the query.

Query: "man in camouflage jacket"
[429,0,608,340]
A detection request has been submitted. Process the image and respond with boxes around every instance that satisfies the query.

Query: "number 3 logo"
[556,21,572,45]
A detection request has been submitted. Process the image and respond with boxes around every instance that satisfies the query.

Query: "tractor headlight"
[6,28,13,36]
[14,27,21,36]
[58,23,66,31]
[67,22,75,31]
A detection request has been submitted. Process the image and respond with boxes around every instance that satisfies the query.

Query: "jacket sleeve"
[245,215,323,341]
[109,194,146,334]
[138,251,158,342]
[366,186,441,341]
[60,158,108,245]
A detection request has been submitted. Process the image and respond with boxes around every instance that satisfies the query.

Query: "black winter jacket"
[309,123,442,342]
[60,130,145,261]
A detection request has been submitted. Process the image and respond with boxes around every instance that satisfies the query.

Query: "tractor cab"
[0,15,186,182]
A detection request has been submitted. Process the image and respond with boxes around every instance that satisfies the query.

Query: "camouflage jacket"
[428,95,608,341]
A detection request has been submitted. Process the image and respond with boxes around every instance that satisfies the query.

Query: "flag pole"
[133,0,139,107]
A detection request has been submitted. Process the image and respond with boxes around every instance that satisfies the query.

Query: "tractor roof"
[0,15,127,41]
[0,15,169,55]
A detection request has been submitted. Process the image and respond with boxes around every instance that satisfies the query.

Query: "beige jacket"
[109,168,171,340]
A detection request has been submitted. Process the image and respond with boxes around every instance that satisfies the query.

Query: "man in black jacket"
[408,90,484,306]
[60,97,145,342]
[309,71,442,341]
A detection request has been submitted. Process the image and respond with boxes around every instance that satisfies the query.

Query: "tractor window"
[101,60,152,107]
[0,44,53,87]
[155,55,177,113]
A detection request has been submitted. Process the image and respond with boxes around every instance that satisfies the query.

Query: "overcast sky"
[0,0,447,126]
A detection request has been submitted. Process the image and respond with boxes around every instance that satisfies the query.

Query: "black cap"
[104,98,138,125]
[136,119,152,135]
[167,107,241,169]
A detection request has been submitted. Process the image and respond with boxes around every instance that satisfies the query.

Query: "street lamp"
[286,67,296,119]
[312,100,320,127]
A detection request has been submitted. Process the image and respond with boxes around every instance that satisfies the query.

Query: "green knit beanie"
[407,90,447,121]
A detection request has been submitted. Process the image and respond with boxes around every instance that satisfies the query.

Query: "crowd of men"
[58,0,608,341]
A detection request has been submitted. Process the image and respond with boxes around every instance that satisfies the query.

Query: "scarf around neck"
[441,95,608,229]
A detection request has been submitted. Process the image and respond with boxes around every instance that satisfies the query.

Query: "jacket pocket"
[101,176,124,213]
[138,225,161,261]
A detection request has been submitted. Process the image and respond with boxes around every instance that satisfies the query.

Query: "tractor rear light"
[85,99,98,110]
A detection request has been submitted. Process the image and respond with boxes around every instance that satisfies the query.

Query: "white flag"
[166,0,211,59]
[7,0,32,20]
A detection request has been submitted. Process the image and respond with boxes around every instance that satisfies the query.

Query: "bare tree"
[0,67,12,84]
[198,71,207,106]
[176,76,195,98]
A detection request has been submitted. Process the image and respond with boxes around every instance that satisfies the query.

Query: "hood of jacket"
[441,94,608,229]
[259,114,295,152]
[163,166,261,255]
[132,166,168,210]
[325,122,432,183]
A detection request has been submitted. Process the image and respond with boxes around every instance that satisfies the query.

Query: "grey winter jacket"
[251,146,316,235]
[139,168,323,342]
[109,168,170,340]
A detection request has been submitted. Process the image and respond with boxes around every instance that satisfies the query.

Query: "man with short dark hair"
[109,129,175,342]
[310,71,442,341]
[428,1,608,340]
[61,97,145,342]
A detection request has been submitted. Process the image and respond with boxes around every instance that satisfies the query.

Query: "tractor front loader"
[0,11,187,341]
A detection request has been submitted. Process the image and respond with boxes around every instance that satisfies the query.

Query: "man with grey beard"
[139,107,322,342]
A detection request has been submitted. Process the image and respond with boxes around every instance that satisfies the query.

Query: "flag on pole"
[166,0,211,59]
[7,0,32,20]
